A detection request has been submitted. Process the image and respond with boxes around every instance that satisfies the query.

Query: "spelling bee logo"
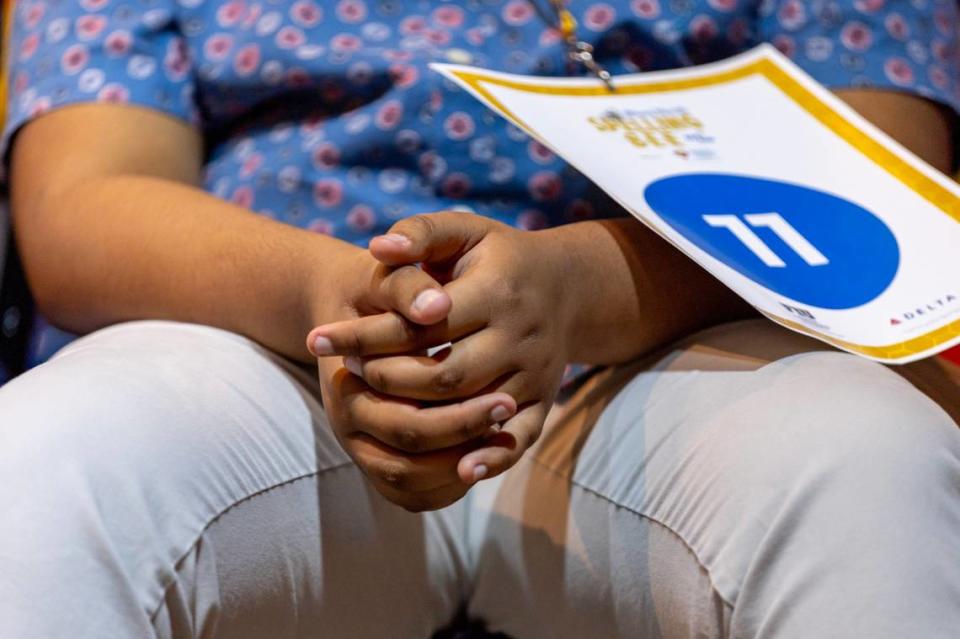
[585,107,716,159]
[889,294,958,326]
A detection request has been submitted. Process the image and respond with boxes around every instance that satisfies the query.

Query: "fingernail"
[312,335,334,356]
[472,464,488,483]
[381,233,411,248]
[344,356,362,376]
[490,405,511,422]
[412,289,445,314]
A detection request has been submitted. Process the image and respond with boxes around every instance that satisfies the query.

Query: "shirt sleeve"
[756,0,960,114]
[2,0,198,157]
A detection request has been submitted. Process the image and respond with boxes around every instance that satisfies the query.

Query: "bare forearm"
[834,89,954,173]
[548,218,752,365]
[14,174,354,362]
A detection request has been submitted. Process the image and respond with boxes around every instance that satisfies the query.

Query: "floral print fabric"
[3,0,959,371]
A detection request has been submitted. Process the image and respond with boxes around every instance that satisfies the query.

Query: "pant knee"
[0,322,338,556]
[0,323,342,635]
[708,353,960,635]
[742,352,959,486]
[0,322,333,493]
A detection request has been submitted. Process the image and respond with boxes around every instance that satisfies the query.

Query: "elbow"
[10,180,100,334]
[17,242,103,337]
[24,268,79,333]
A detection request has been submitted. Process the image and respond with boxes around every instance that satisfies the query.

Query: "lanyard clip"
[569,41,616,92]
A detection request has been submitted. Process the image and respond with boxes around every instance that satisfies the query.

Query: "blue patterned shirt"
[2,0,958,377]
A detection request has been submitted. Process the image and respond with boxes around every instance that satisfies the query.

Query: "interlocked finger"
[347,329,517,401]
[371,263,451,325]
[345,430,477,494]
[456,401,550,484]
[308,274,493,358]
[342,387,516,453]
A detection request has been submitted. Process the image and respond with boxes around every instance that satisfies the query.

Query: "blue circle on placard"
[643,174,899,310]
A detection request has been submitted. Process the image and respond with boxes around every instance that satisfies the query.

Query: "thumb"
[368,212,493,267]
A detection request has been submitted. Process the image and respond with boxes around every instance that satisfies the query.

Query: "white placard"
[432,45,960,364]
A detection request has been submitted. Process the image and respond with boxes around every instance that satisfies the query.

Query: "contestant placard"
[432,45,960,364]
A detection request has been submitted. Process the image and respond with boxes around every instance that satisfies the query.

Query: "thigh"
[468,320,960,638]
[0,321,467,638]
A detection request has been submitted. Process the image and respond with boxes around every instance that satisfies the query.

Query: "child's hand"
[308,246,516,511]
[309,212,575,487]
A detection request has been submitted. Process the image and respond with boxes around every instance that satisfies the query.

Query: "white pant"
[1,320,958,638]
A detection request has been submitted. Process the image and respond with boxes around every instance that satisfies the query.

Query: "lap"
[469,319,960,637]
[0,321,468,638]
[2,319,957,638]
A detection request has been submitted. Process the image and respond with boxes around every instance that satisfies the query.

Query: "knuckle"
[342,325,364,356]
[534,353,554,375]
[431,366,465,396]
[396,428,423,453]
[519,320,543,344]
[370,461,411,491]
[404,214,436,238]
[396,320,421,349]
[385,265,418,297]
[460,416,483,442]
[489,276,523,309]
[365,362,391,393]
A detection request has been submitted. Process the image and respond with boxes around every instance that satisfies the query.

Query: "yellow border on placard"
[445,57,960,362]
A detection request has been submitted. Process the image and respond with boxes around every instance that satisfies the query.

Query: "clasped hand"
[307,212,572,511]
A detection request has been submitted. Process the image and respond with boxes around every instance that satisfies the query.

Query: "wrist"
[303,234,366,328]
[530,224,592,365]
[536,220,647,365]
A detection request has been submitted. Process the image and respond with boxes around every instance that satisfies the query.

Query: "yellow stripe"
[762,311,960,361]
[447,56,960,360]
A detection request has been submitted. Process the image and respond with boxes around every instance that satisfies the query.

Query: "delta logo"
[889,294,957,326]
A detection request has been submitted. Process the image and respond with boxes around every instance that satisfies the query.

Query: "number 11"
[703,212,829,268]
